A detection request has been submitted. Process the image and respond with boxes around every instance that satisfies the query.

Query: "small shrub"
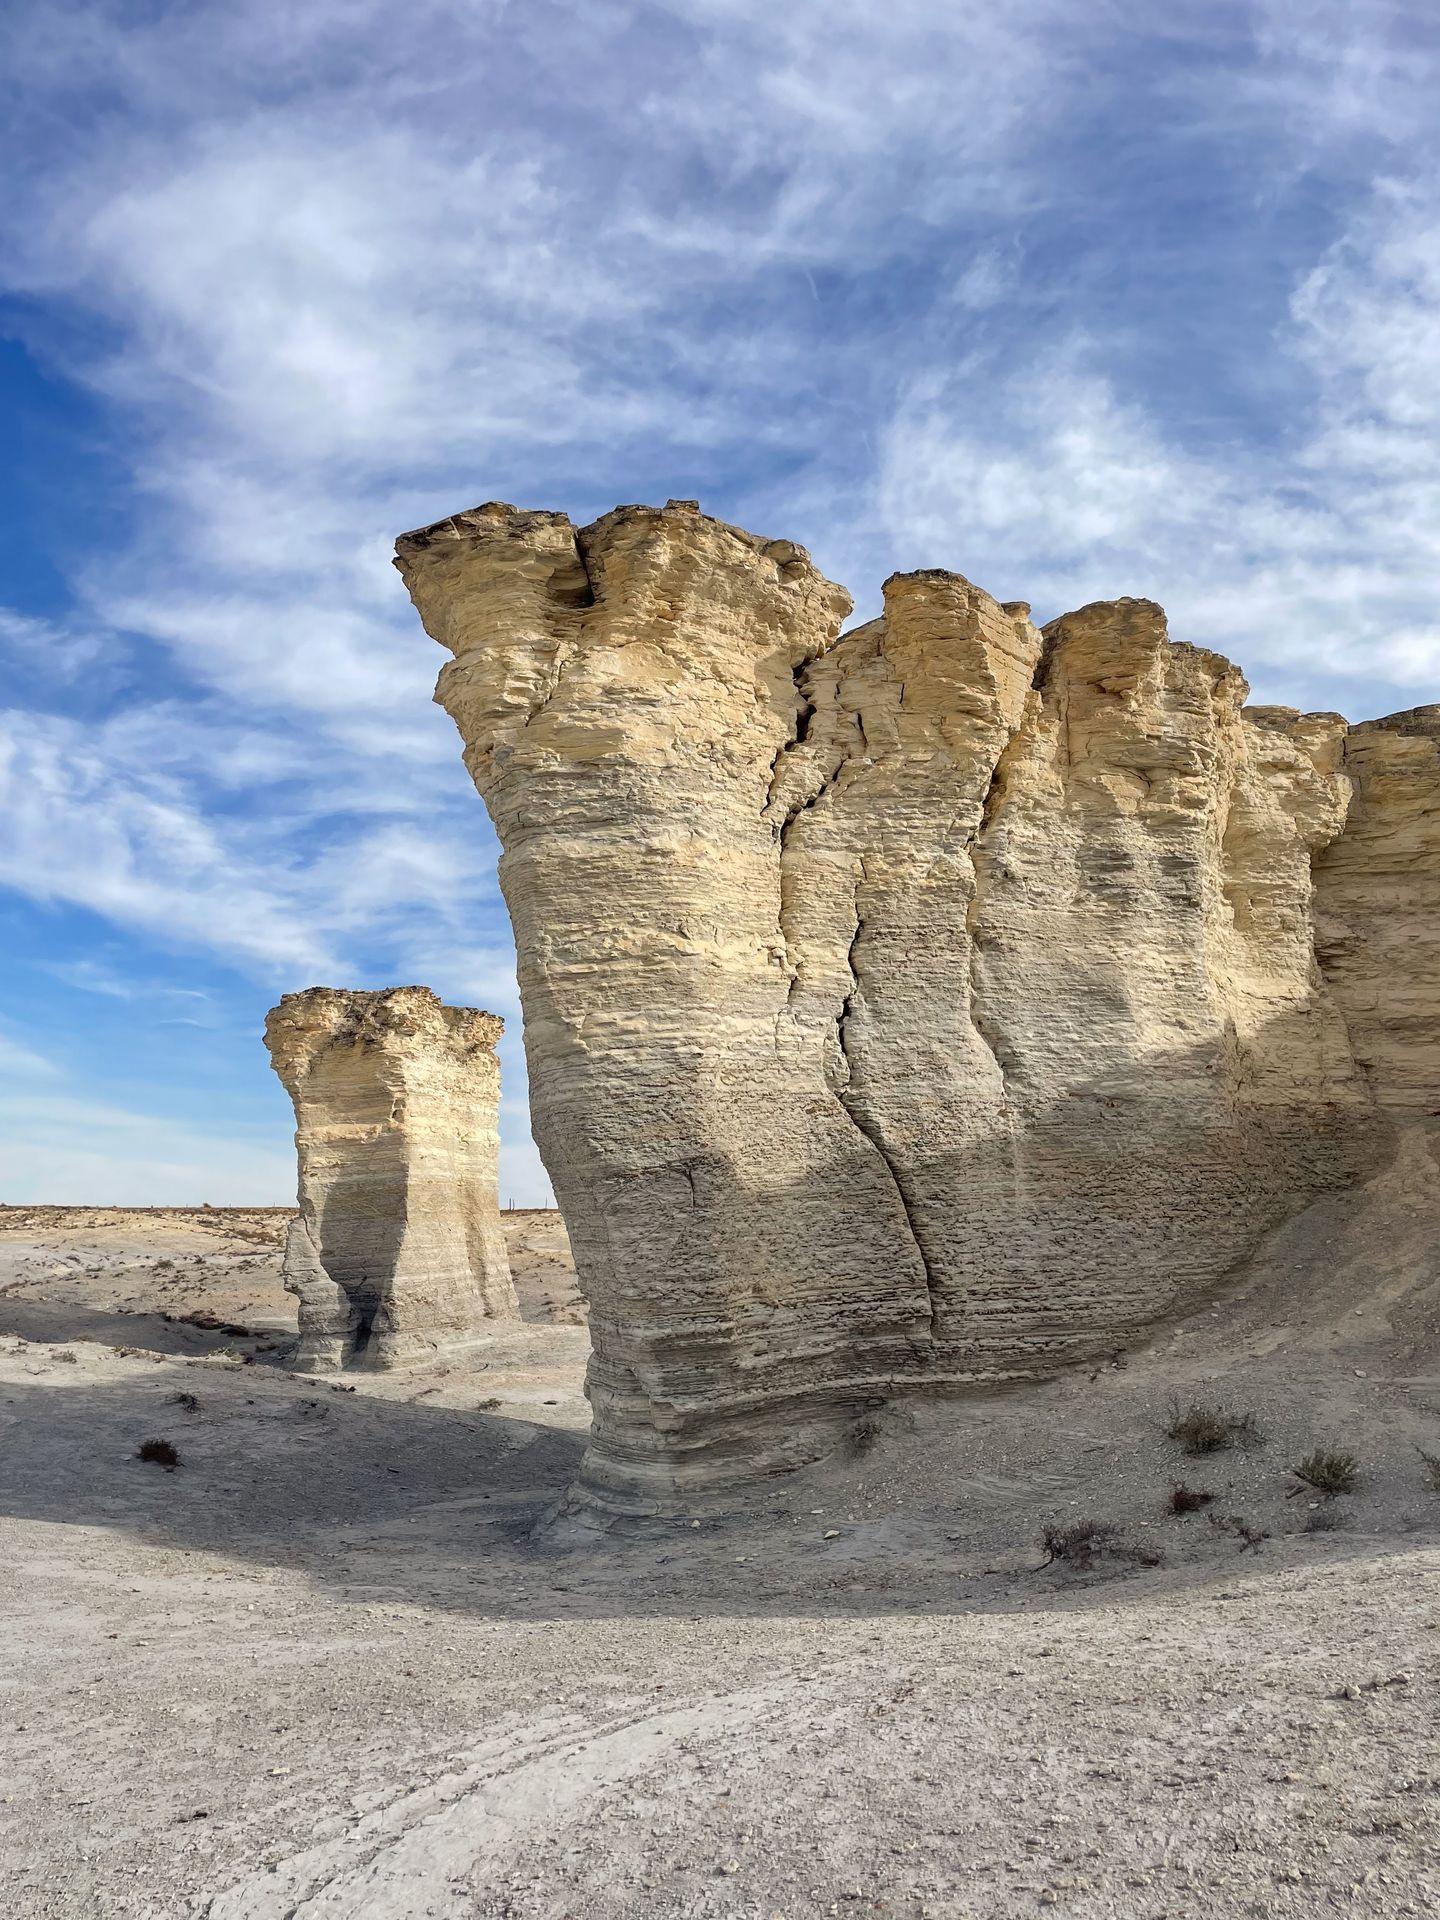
[1418,1448,1440,1494]
[1165,1400,1264,1456]
[1209,1512,1269,1551]
[137,1438,180,1471]
[845,1412,885,1459]
[1292,1448,1359,1497]
[1041,1519,1120,1567]
[1169,1483,1215,1516]
[1039,1519,1160,1571]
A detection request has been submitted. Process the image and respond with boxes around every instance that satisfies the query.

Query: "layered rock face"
[1313,707,1440,1114]
[265,986,517,1369]
[396,500,1418,1505]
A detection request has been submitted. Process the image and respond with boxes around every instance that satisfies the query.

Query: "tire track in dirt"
[197,1681,802,1918]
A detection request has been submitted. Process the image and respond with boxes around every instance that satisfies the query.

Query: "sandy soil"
[2,1173,1439,1918]
[0,1205,583,1348]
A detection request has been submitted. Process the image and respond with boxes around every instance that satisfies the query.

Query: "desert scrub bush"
[1039,1519,1160,1571]
[1165,1399,1264,1455]
[1419,1448,1440,1494]
[136,1438,180,1471]
[1292,1448,1359,1497]
[1168,1483,1215,1516]
[845,1411,886,1459]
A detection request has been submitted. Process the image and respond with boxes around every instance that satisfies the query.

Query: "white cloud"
[0,708,336,974]
[3,0,1439,1208]
[0,1029,62,1080]
[1242,1,1440,156]
[874,169,1440,707]
[0,702,503,982]
[0,606,110,680]
[60,133,644,468]
[0,1026,296,1206]
[0,1094,297,1206]
[1292,180,1440,451]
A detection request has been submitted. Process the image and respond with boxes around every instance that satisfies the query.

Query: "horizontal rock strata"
[265,986,516,1369]
[396,500,1425,1506]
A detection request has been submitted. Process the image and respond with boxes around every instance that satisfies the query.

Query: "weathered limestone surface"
[1313,707,1440,1114]
[396,500,1421,1506]
[265,986,516,1369]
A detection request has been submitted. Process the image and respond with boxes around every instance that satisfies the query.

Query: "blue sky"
[1,0,1437,1204]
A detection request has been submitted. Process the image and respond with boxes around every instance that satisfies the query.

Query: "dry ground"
[2,1164,1439,1918]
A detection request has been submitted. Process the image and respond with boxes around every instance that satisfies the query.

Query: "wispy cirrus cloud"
[873,169,1440,708]
[1,0,1438,1202]
[0,699,501,980]
[0,1090,297,1206]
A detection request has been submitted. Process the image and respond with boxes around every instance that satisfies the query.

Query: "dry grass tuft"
[1039,1519,1160,1571]
[845,1412,886,1459]
[1292,1448,1359,1497]
[137,1437,180,1471]
[1165,1400,1264,1455]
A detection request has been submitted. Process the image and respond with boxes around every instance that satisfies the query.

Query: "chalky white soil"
[1,1184,1438,1919]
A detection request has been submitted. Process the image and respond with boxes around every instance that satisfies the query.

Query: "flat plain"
[1,1183,1437,1918]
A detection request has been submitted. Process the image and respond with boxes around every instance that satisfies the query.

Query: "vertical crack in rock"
[563,526,599,608]
[833,904,941,1339]
[519,537,595,728]
[764,674,847,838]
[767,651,863,1004]
[761,658,818,818]
[962,638,1054,1096]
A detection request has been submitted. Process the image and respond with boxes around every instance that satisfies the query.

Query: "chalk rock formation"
[396,500,1412,1505]
[265,986,516,1369]
[1313,707,1440,1114]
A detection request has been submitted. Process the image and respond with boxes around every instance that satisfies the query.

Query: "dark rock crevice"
[833,906,941,1342]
